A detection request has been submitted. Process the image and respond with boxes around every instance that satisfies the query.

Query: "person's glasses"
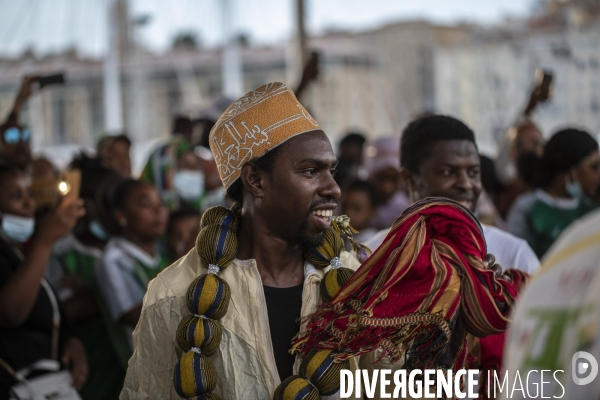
[3,127,31,144]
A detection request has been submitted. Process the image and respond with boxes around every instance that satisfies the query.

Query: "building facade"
[434,20,600,153]
[0,10,598,168]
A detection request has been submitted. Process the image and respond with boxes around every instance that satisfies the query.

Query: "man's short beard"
[299,231,324,249]
[298,198,337,250]
[298,218,324,250]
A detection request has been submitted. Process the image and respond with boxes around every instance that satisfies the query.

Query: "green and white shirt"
[47,235,126,400]
[508,189,595,258]
[96,237,168,364]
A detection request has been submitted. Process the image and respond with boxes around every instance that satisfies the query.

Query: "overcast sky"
[0,0,535,57]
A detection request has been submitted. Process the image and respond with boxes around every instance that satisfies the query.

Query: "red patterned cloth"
[469,267,529,399]
[293,198,527,371]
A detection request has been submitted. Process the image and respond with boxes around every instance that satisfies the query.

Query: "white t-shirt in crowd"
[96,237,163,349]
[364,224,540,275]
[481,224,540,274]
[96,237,162,322]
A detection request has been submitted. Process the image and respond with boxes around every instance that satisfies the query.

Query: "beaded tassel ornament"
[172,206,367,399]
[274,216,367,399]
[331,215,372,262]
[173,207,238,400]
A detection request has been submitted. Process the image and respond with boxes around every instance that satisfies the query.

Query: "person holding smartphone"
[0,165,87,399]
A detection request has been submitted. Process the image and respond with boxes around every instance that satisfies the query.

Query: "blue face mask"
[1,214,35,243]
[89,220,108,241]
[565,173,583,199]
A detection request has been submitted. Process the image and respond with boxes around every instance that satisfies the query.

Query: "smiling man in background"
[367,115,539,274]
[361,114,538,399]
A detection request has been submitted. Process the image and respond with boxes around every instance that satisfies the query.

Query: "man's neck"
[236,214,305,288]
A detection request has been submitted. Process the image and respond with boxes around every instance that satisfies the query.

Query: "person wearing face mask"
[196,145,232,213]
[45,155,125,400]
[173,151,205,209]
[507,128,600,258]
[141,117,205,211]
[0,166,88,399]
[195,98,236,213]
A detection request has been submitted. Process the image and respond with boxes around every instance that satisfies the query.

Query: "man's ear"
[240,163,265,199]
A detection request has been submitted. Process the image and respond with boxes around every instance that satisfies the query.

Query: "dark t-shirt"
[263,283,303,381]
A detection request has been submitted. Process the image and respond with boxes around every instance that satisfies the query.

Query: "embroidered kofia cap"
[209,82,322,189]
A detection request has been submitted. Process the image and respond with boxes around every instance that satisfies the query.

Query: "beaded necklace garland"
[172,206,368,400]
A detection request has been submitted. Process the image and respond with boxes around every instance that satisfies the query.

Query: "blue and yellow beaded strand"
[173,207,362,399]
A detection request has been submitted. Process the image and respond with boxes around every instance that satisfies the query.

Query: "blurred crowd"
[0,69,599,399]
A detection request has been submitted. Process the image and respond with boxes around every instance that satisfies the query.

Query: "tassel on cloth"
[332,215,372,262]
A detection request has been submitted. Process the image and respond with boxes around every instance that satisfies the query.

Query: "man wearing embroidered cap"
[122,83,361,399]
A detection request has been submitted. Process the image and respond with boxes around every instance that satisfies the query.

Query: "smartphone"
[36,73,65,89]
[58,169,81,207]
[30,177,62,210]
